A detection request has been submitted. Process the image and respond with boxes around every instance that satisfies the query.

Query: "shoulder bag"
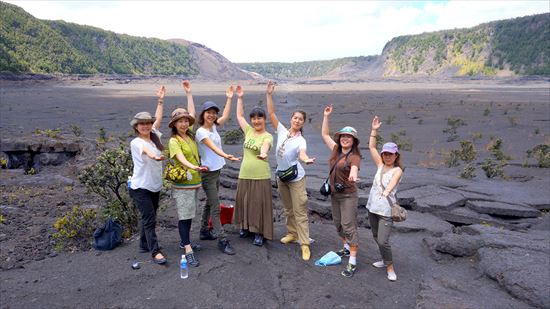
[379,168,407,222]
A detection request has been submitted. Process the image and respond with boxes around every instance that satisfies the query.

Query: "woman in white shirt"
[366,116,404,281]
[129,86,166,265]
[184,81,240,256]
[266,81,315,261]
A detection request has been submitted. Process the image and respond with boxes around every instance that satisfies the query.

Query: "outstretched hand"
[197,166,209,172]
[182,80,191,94]
[154,154,166,161]
[266,80,275,95]
[348,174,358,182]
[236,85,244,98]
[324,105,333,116]
[226,154,241,162]
[157,86,166,99]
[304,157,316,165]
[256,153,268,160]
[226,85,234,98]
[372,116,382,130]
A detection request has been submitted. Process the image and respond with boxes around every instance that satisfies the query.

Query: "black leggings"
[178,219,192,246]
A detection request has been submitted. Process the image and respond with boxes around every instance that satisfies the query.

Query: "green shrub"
[526,144,550,168]
[52,206,97,251]
[459,140,476,163]
[471,132,483,141]
[70,125,82,137]
[443,117,467,142]
[390,133,413,152]
[34,128,61,138]
[483,108,490,116]
[78,144,137,233]
[223,129,244,145]
[487,138,511,161]
[0,158,7,169]
[481,158,507,179]
[444,150,461,167]
[460,164,476,179]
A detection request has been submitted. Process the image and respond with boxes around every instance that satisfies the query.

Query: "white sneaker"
[372,261,385,268]
[387,270,397,281]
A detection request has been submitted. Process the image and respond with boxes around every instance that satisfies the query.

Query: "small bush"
[0,158,7,169]
[417,119,424,125]
[460,164,476,179]
[97,127,108,143]
[444,150,461,167]
[534,128,540,135]
[0,214,5,224]
[223,129,244,145]
[487,138,511,161]
[35,128,61,138]
[508,117,518,127]
[483,108,490,116]
[526,144,550,168]
[459,140,476,163]
[70,125,82,137]
[390,133,413,152]
[471,132,483,141]
[443,117,467,142]
[481,158,507,179]
[52,206,97,252]
[385,115,396,125]
[24,167,37,175]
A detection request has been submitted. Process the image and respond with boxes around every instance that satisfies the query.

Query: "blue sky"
[5,0,549,63]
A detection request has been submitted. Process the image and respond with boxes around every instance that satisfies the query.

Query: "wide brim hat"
[130,111,155,127]
[381,142,399,154]
[334,126,360,144]
[168,108,195,128]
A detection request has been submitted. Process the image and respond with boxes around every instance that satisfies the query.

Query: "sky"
[5,0,549,63]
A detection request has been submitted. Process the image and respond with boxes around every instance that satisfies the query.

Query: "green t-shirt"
[238,125,273,180]
[168,135,201,189]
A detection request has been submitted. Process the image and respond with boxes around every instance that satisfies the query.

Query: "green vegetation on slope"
[238,57,369,79]
[0,1,198,75]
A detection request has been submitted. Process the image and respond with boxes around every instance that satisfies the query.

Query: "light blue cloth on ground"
[314,251,341,266]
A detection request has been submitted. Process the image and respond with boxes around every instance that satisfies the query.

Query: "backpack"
[93,218,123,251]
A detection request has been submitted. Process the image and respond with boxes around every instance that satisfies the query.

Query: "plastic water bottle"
[180,255,188,279]
[127,176,132,189]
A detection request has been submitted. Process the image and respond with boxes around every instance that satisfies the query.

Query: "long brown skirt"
[234,178,274,240]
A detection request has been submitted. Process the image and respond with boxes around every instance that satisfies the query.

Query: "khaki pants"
[277,177,310,245]
[331,191,359,246]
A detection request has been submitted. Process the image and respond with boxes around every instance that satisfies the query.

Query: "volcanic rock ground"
[0,76,549,308]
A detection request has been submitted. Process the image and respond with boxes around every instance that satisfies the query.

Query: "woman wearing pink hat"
[366,116,404,281]
[129,86,167,265]
[321,104,362,278]
[167,81,208,267]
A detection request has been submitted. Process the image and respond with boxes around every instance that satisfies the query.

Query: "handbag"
[164,159,188,182]
[93,218,123,251]
[277,164,298,182]
[379,169,407,222]
[319,152,350,196]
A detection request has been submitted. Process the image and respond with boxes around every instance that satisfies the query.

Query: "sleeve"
[299,137,307,151]
[152,128,162,138]
[265,133,273,148]
[195,128,207,143]
[131,139,144,156]
[168,138,182,159]
[350,154,361,170]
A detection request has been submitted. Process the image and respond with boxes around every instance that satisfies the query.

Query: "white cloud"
[4,0,549,62]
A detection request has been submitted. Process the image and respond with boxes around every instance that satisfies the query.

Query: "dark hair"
[133,128,164,151]
[249,107,266,119]
[329,137,362,166]
[171,126,195,139]
[198,108,220,126]
[380,152,404,170]
[291,110,307,135]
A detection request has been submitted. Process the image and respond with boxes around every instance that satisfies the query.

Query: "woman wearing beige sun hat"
[167,80,209,268]
[128,86,167,265]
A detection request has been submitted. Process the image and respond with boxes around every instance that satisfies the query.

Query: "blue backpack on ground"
[93,218,123,251]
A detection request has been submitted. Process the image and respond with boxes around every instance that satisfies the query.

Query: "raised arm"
[382,168,403,197]
[153,85,165,130]
[369,116,383,166]
[217,85,234,126]
[182,80,195,119]
[321,105,337,150]
[201,137,241,161]
[266,81,279,130]
[235,85,248,130]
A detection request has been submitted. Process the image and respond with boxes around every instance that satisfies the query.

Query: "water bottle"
[127,176,132,189]
[180,255,188,279]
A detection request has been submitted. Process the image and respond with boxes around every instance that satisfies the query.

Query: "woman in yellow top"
[167,81,208,267]
[234,85,274,246]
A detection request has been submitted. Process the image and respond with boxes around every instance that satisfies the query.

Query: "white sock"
[349,256,357,265]
[344,243,350,250]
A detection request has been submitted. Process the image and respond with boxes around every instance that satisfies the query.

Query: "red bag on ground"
[208,203,234,229]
